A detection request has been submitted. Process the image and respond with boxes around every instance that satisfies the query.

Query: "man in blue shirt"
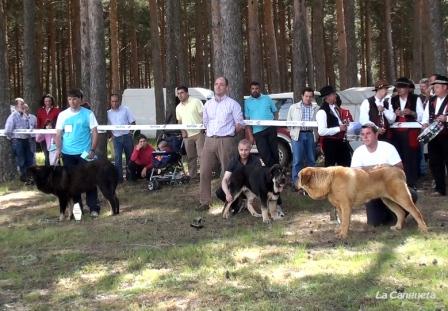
[244,81,278,167]
[55,89,100,217]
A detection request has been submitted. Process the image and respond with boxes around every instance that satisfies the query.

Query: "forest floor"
[0,175,447,311]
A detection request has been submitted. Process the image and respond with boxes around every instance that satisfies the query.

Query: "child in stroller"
[147,131,190,191]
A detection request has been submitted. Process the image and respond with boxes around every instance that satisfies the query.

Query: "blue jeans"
[112,134,134,181]
[62,153,100,213]
[11,138,34,180]
[291,131,315,184]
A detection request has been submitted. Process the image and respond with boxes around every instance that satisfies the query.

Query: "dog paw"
[418,225,429,233]
[59,214,65,222]
[390,224,402,231]
[263,218,272,224]
[222,211,230,219]
[336,232,348,239]
[252,213,262,218]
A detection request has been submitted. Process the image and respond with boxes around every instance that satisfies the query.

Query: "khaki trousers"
[183,132,205,179]
[199,136,237,205]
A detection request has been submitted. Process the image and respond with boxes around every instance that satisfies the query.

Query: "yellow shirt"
[175,97,203,137]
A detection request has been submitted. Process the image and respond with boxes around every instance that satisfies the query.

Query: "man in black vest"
[390,77,424,189]
[316,85,351,167]
[359,79,395,141]
[422,75,448,196]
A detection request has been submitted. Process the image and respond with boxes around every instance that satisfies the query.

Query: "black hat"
[430,75,448,85]
[319,85,337,97]
[394,77,413,88]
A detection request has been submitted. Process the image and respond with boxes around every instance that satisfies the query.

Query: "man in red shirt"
[128,135,154,181]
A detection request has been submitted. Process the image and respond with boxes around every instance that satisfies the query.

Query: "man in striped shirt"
[198,77,245,211]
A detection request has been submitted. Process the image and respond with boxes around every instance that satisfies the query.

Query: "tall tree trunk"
[173,0,188,85]
[344,0,357,87]
[48,1,57,96]
[422,1,433,75]
[411,0,423,81]
[80,0,91,102]
[365,0,372,85]
[110,0,120,93]
[312,0,327,88]
[165,0,178,124]
[384,0,396,82]
[429,0,447,75]
[195,0,205,86]
[89,0,107,156]
[129,0,139,87]
[148,0,165,125]
[335,0,348,89]
[220,0,244,104]
[292,0,308,102]
[277,0,288,90]
[247,0,262,85]
[263,0,281,92]
[23,0,41,111]
[211,0,223,78]
[70,0,81,89]
[0,0,16,182]
[305,6,314,87]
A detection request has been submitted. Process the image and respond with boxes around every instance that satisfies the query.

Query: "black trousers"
[365,188,417,226]
[391,130,419,187]
[428,134,448,195]
[322,139,352,167]
[254,127,279,167]
[128,161,148,180]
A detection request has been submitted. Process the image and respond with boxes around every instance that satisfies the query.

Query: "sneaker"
[196,204,210,211]
[90,211,99,218]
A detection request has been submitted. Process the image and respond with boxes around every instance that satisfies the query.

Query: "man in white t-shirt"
[351,122,405,226]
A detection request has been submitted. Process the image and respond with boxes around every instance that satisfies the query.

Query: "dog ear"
[269,164,282,176]
[300,169,313,186]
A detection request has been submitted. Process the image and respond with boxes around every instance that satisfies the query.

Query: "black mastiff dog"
[222,164,287,223]
[27,159,119,220]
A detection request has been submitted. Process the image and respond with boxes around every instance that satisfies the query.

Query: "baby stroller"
[147,131,190,191]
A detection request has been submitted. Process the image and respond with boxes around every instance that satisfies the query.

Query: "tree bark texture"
[148,0,165,124]
[0,0,16,182]
[343,0,357,87]
[247,0,262,85]
[263,0,281,92]
[211,0,224,78]
[80,0,91,102]
[110,0,120,93]
[23,0,41,111]
[70,0,81,90]
[311,0,327,88]
[220,0,244,105]
[384,0,396,82]
[165,0,178,124]
[292,0,308,102]
[411,0,423,81]
[89,0,107,156]
[429,0,447,75]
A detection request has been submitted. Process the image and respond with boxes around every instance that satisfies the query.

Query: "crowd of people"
[3,74,447,221]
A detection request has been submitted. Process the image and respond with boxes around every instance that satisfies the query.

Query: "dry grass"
[0,177,447,310]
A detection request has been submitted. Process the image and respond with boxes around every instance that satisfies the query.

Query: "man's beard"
[251,92,261,98]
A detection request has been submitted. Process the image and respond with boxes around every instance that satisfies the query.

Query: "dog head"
[269,164,287,193]
[27,166,66,194]
[297,167,332,199]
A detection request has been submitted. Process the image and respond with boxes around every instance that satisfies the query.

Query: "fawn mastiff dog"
[297,166,428,239]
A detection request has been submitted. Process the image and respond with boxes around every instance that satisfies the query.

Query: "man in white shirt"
[107,94,136,183]
[351,122,406,226]
[421,75,448,196]
[358,79,395,141]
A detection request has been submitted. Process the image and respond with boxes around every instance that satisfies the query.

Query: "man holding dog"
[421,75,448,197]
[244,81,279,167]
[54,88,101,217]
[107,93,136,183]
[198,77,245,211]
[351,122,405,226]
